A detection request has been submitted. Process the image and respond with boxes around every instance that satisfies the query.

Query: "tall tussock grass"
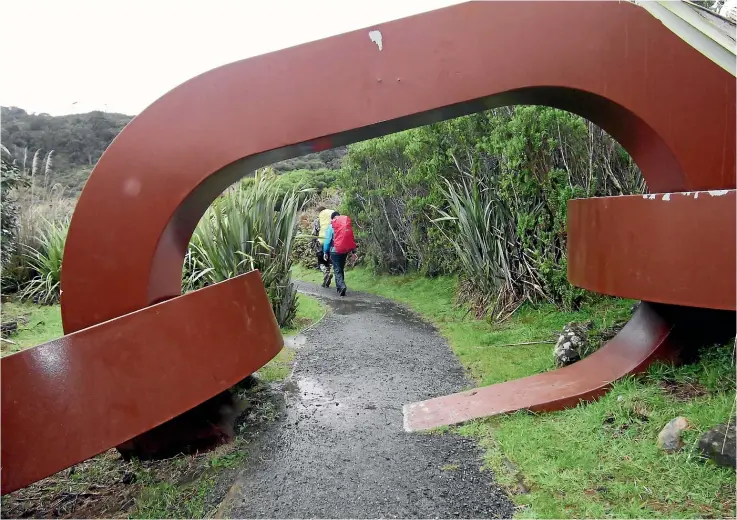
[2,146,73,298]
[3,151,302,326]
[19,219,68,304]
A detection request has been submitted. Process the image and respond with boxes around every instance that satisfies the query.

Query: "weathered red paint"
[569,190,736,311]
[2,1,735,492]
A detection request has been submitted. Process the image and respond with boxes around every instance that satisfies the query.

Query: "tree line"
[338,106,644,317]
[1,106,345,195]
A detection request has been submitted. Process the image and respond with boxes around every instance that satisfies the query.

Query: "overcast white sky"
[2,0,463,116]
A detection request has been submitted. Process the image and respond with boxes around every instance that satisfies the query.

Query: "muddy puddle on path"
[284,377,340,417]
[283,334,306,349]
[220,283,513,519]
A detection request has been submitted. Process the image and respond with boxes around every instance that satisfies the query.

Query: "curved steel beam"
[1,272,282,494]
[632,0,736,75]
[403,302,734,431]
[404,302,674,431]
[60,0,734,334]
[568,190,736,310]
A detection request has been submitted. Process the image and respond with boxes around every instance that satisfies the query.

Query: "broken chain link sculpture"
[3,1,734,494]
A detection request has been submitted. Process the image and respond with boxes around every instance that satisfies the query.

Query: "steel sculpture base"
[404,188,736,430]
[117,389,239,461]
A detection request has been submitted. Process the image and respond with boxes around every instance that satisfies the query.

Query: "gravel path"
[224,282,513,518]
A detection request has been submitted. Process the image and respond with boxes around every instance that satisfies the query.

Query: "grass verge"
[0,291,325,518]
[280,291,325,337]
[293,264,736,518]
[1,299,63,355]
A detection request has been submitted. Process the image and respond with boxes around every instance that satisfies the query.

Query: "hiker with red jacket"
[323,211,356,297]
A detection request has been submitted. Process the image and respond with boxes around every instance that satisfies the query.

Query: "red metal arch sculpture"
[2,1,735,493]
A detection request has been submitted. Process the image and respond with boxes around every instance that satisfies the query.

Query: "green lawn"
[293,264,736,518]
[280,291,326,337]
[261,292,325,382]
[1,299,64,356]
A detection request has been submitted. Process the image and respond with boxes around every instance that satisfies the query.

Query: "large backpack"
[317,208,334,245]
[331,215,357,254]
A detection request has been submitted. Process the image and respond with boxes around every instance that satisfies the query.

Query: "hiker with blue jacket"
[311,206,335,288]
[323,211,356,297]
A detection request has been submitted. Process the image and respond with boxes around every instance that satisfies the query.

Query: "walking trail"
[221,281,513,518]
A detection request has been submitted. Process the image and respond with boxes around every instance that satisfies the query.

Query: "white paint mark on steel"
[695,192,700,199]
[708,190,730,196]
[402,404,412,432]
[648,194,657,200]
[369,30,383,51]
[662,193,671,201]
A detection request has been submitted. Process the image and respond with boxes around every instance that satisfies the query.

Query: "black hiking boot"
[339,287,346,297]
[322,273,332,288]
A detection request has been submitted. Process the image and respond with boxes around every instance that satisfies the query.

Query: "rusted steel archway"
[2,1,735,493]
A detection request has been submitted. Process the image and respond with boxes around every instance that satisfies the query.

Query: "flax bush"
[19,218,69,305]
[185,172,301,327]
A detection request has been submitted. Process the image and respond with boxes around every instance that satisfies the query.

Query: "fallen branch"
[0,337,17,345]
[473,340,555,349]
[499,340,555,347]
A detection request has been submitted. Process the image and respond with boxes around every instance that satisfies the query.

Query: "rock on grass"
[553,323,588,367]
[698,419,736,468]
[658,416,689,453]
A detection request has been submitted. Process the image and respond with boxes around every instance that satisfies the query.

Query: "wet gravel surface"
[226,282,513,519]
